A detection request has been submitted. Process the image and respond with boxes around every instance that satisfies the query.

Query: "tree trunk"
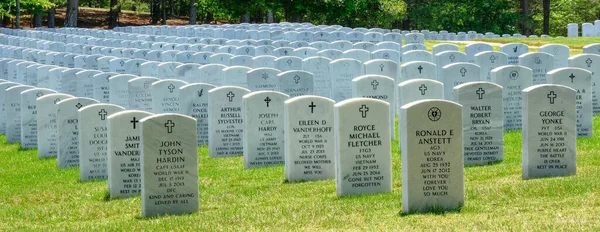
[241,12,250,23]
[151,0,159,24]
[543,0,550,35]
[48,6,56,28]
[519,0,531,36]
[189,0,197,24]
[161,0,167,25]
[267,10,273,23]
[65,0,79,27]
[34,14,42,28]
[108,0,119,29]
[15,0,20,29]
[204,11,213,24]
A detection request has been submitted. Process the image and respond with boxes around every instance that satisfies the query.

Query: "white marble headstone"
[454,82,504,165]
[242,91,289,168]
[78,103,125,181]
[179,83,216,146]
[547,67,593,137]
[334,98,391,196]
[37,93,74,158]
[140,113,199,217]
[490,65,533,130]
[522,84,576,179]
[57,97,100,168]
[208,86,251,157]
[20,88,57,149]
[400,99,464,213]
[284,95,335,182]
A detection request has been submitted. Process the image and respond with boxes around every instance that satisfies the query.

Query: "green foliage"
[0,0,54,18]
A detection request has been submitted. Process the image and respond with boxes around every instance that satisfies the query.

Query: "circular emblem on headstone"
[509,70,519,80]
[427,107,442,121]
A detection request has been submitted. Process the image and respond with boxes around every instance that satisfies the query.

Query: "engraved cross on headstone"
[226,91,235,102]
[359,105,369,118]
[264,96,271,107]
[286,59,292,66]
[417,65,423,74]
[586,58,593,68]
[168,84,176,93]
[293,75,300,84]
[371,80,379,90]
[379,63,385,71]
[476,88,485,99]
[547,91,557,104]
[98,109,108,120]
[130,117,139,129]
[569,73,575,83]
[490,55,497,63]
[308,101,316,113]
[164,120,175,133]
[460,67,467,77]
[419,84,427,95]
[449,54,456,62]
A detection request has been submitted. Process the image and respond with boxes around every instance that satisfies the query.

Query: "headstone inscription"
[5,85,34,143]
[284,95,336,182]
[474,51,509,81]
[400,61,436,81]
[208,86,251,157]
[441,62,481,100]
[247,68,280,92]
[490,65,533,130]
[278,70,314,97]
[140,114,199,217]
[242,91,289,168]
[334,98,391,196]
[302,56,332,98]
[454,82,504,165]
[568,54,600,114]
[57,97,100,168]
[522,84,576,179]
[20,88,57,149]
[330,58,364,103]
[78,104,125,181]
[0,82,20,134]
[109,74,137,109]
[151,79,188,114]
[37,93,74,158]
[352,75,395,139]
[108,110,153,198]
[546,67,593,137]
[128,77,159,112]
[500,43,529,65]
[180,83,216,146]
[400,99,464,213]
[518,52,554,85]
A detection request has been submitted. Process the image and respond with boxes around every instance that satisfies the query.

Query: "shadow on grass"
[134,211,198,220]
[465,159,503,168]
[399,205,463,217]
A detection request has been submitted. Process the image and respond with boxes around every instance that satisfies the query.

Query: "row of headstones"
[6,29,412,52]
[567,21,600,37]
[1,77,578,217]
[2,40,599,131]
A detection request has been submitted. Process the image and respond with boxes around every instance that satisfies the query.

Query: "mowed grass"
[1,116,600,230]
[2,38,600,230]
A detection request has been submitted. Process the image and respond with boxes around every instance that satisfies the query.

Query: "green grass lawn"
[1,115,600,230]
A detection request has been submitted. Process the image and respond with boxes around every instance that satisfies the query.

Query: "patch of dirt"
[11,7,194,29]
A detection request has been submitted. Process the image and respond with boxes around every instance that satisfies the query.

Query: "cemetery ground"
[2,116,600,230]
[2,37,600,230]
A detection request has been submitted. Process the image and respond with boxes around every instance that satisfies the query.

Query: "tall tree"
[65,0,79,27]
[47,2,56,28]
[189,0,197,24]
[161,0,166,25]
[15,0,20,29]
[108,0,119,29]
[543,0,550,35]
[520,0,531,35]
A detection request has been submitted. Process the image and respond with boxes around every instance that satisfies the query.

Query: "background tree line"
[1,0,599,36]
